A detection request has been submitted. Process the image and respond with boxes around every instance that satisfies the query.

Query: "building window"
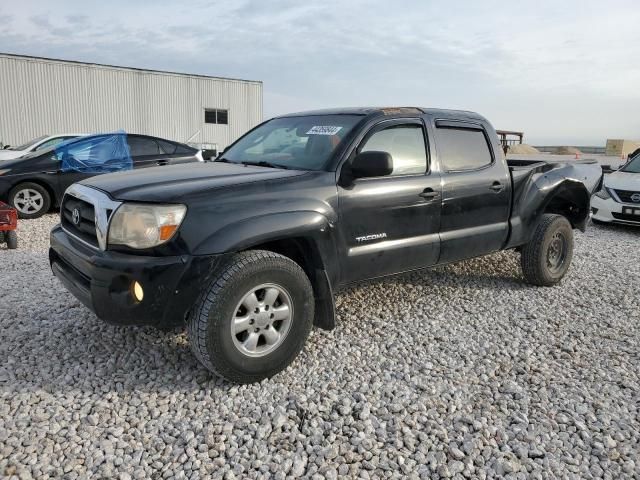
[205,109,229,125]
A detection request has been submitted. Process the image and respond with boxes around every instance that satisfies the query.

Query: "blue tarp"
[56,132,132,173]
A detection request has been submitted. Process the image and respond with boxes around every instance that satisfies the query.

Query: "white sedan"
[0,134,83,160]
[592,155,640,225]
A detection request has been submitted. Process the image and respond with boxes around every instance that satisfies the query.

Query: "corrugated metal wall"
[0,54,263,149]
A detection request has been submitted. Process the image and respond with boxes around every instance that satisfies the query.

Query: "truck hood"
[605,170,640,191]
[82,162,309,202]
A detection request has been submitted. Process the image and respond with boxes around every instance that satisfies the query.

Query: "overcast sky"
[1,0,639,145]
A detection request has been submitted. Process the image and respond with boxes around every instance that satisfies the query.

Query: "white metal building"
[0,53,263,151]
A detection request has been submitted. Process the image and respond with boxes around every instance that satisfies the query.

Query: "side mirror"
[351,151,393,178]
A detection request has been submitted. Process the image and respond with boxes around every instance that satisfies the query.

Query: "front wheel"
[9,182,51,219]
[520,214,574,286]
[187,250,315,383]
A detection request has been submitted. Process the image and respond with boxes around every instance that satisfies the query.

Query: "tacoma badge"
[355,233,387,242]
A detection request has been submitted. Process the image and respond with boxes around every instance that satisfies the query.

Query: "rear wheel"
[6,230,17,249]
[187,250,315,383]
[9,182,51,219]
[521,214,574,286]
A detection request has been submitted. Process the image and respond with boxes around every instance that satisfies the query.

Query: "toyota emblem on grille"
[631,193,640,203]
[72,208,81,225]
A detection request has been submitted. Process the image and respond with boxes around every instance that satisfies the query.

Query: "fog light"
[132,281,144,302]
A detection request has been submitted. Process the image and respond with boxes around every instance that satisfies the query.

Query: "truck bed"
[503,157,603,249]
[507,157,602,194]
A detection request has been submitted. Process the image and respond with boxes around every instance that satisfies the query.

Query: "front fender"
[192,210,341,331]
[192,210,333,255]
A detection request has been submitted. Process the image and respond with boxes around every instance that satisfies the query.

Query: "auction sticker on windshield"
[306,126,343,135]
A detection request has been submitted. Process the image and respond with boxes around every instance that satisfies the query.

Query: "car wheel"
[6,230,18,249]
[187,250,315,383]
[9,182,51,219]
[521,214,574,286]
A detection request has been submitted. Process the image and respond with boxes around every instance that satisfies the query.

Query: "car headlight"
[108,203,187,249]
[594,187,611,200]
[0,169,11,176]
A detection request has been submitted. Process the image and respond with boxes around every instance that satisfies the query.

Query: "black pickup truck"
[49,107,602,383]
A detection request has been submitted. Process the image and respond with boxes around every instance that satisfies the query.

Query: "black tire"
[8,182,51,219]
[188,250,315,383]
[521,214,574,286]
[6,230,17,249]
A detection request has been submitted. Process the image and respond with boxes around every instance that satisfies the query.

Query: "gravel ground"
[1,214,639,479]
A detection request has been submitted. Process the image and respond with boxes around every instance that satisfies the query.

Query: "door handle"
[156,160,169,166]
[419,188,440,201]
[490,181,504,192]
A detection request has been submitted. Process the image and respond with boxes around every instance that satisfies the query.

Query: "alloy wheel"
[231,283,293,358]
[14,189,44,215]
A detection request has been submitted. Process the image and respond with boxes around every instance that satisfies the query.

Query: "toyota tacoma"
[49,107,602,383]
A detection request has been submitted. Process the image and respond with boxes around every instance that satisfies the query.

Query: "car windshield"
[219,115,363,170]
[620,156,640,173]
[9,135,48,151]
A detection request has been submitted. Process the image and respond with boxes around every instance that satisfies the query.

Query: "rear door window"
[435,127,493,171]
[128,137,161,157]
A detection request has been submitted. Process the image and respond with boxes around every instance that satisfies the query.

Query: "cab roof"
[278,107,486,122]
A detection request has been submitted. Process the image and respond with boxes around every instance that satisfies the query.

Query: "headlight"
[0,169,11,176]
[594,187,611,200]
[108,203,186,249]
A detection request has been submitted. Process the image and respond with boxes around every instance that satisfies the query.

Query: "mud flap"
[312,269,336,330]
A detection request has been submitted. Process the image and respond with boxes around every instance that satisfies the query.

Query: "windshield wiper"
[241,161,289,170]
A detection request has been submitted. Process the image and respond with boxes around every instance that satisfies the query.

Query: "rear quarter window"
[157,139,177,154]
[435,127,493,171]
[175,144,197,154]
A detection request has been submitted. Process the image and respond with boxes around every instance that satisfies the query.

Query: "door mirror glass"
[351,151,393,178]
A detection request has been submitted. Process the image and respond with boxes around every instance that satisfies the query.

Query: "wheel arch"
[507,179,591,248]
[240,235,337,331]
[9,178,58,208]
[542,180,590,231]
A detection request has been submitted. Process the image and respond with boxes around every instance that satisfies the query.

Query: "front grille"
[61,195,99,248]
[613,189,640,204]
[612,212,640,223]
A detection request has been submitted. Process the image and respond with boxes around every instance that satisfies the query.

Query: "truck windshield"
[620,156,640,173]
[219,115,363,171]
